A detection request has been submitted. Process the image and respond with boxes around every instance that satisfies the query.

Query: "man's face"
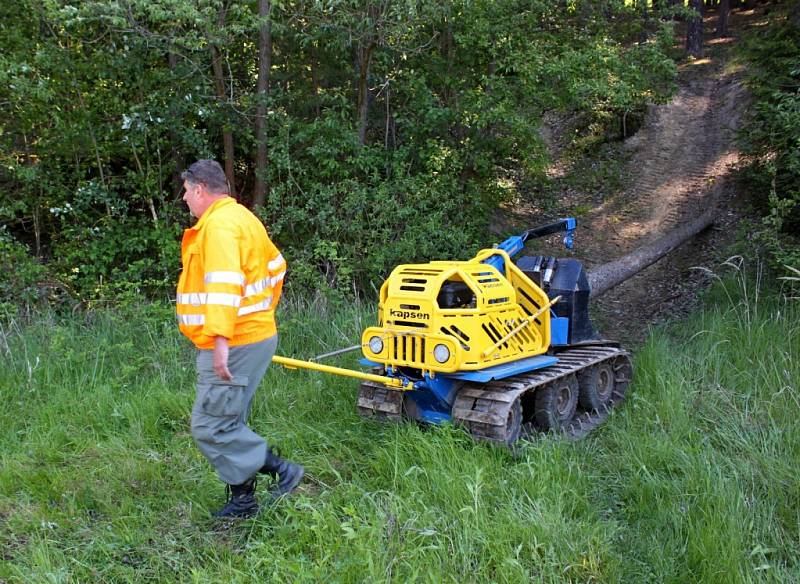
[182,180,206,218]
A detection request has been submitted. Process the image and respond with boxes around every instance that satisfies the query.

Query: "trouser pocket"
[199,376,250,417]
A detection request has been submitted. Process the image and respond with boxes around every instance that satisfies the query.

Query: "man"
[176,159,303,519]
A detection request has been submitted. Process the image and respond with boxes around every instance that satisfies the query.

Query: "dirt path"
[533,11,753,347]
[588,66,743,260]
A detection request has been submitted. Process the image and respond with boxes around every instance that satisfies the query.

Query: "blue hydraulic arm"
[483,218,576,273]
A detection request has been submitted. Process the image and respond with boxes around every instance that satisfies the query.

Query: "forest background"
[1,0,797,311]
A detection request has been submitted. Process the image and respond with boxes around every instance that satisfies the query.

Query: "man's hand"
[213,336,233,380]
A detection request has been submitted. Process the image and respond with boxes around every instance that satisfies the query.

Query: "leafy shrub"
[0,230,47,319]
[738,10,800,272]
[258,111,494,292]
[52,212,183,301]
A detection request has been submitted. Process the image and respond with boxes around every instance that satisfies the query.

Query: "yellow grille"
[390,333,427,365]
[362,327,459,372]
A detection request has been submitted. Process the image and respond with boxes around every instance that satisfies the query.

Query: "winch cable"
[310,344,362,362]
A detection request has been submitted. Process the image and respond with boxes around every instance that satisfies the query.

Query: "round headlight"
[368,336,384,354]
[433,343,450,364]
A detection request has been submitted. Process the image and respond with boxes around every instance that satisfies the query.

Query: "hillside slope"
[511,10,758,346]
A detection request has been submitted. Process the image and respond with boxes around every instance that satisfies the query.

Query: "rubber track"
[452,345,633,443]
[357,380,403,421]
[356,345,633,443]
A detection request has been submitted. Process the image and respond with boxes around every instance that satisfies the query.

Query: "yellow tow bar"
[272,355,415,391]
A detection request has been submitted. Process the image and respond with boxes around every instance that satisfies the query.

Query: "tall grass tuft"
[0,269,798,582]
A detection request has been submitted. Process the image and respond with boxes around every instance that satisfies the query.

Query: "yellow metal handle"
[272,355,414,391]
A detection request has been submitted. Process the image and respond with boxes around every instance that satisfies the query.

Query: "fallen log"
[587,209,716,299]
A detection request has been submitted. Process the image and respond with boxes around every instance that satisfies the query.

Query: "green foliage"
[0,0,677,303]
[256,110,494,289]
[0,231,47,320]
[737,9,800,273]
[1,271,798,581]
[50,192,183,299]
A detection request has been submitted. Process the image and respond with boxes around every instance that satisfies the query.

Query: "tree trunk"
[167,50,185,199]
[32,203,41,257]
[640,0,649,42]
[587,210,716,299]
[311,43,321,118]
[686,0,704,57]
[441,8,453,103]
[717,0,730,36]
[791,1,800,28]
[441,10,464,141]
[210,7,237,198]
[384,77,392,150]
[253,0,272,208]
[356,40,375,146]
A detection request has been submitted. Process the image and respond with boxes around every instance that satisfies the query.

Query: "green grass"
[0,274,798,583]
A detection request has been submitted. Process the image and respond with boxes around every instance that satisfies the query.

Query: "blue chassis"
[360,353,560,425]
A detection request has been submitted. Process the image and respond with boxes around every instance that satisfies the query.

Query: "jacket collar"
[189,196,235,232]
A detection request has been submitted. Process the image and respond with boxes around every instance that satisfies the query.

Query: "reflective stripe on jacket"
[176,197,286,349]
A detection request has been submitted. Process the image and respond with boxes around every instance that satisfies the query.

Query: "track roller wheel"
[534,374,578,431]
[577,362,616,411]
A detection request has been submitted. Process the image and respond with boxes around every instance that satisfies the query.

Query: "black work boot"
[259,448,304,501]
[212,478,258,519]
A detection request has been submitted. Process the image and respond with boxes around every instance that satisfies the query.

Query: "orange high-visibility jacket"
[176,197,286,349]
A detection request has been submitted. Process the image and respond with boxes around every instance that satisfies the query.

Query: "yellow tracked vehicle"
[274,219,633,445]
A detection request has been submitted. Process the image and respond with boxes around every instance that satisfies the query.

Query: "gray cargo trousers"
[190,335,278,485]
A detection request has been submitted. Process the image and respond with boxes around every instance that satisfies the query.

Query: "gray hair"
[181,160,230,194]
